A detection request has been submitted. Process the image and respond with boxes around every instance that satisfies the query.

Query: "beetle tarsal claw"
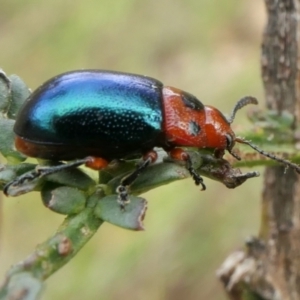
[187,165,206,191]
[116,185,130,210]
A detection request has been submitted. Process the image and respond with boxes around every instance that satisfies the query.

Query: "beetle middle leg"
[117,150,158,210]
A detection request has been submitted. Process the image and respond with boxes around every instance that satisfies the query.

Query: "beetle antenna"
[227,96,258,124]
[235,137,300,173]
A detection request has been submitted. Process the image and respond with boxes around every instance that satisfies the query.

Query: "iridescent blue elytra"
[14,70,164,160]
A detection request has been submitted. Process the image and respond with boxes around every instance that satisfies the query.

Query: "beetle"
[4,70,300,208]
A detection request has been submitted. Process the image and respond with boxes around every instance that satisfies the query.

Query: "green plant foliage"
[0,68,264,299]
[0,1,268,300]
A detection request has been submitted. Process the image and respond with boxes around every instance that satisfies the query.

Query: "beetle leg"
[3,157,98,196]
[117,151,158,210]
[84,156,109,170]
[185,156,206,191]
[37,158,91,174]
[3,169,40,196]
[169,148,206,191]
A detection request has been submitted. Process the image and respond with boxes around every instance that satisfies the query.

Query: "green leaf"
[7,74,30,119]
[94,194,147,231]
[44,165,96,191]
[0,118,26,162]
[41,184,87,215]
[0,69,11,115]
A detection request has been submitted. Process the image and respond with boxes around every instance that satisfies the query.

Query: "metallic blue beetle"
[5,70,300,209]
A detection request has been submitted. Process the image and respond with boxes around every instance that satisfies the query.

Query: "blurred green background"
[0,1,265,299]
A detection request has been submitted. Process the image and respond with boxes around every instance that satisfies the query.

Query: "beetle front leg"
[169,148,206,191]
[185,155,206,190]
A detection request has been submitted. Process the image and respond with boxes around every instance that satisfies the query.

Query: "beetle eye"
[226,134,233,150]
[226,134,241,160]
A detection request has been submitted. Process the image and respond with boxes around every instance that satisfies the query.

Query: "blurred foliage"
[0,1,265,299]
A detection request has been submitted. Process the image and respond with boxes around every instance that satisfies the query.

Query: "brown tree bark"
[218,1,300,299]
